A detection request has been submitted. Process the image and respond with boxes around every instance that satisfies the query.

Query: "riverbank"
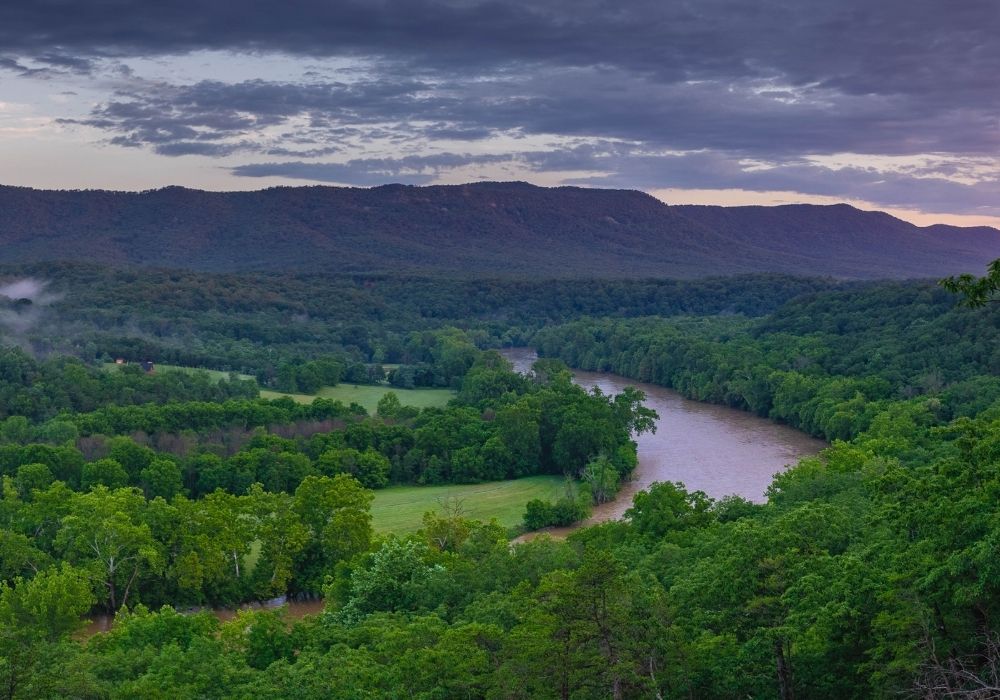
[502,347,826,534]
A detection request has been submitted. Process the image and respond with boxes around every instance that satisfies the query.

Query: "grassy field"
[105,362,254,381]
[370,476,566,533]
[260,384,454,412]
[106,362,453,412]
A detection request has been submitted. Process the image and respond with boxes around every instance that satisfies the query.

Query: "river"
[502,348,826,532]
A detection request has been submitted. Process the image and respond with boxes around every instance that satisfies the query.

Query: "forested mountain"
[1,182,997,278]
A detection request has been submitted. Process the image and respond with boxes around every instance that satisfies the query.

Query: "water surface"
[503,348,826,529]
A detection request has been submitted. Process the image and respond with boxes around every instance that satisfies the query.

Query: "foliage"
[522,478,592,531]
[941,258,1000,307]
[4,266,1000,697]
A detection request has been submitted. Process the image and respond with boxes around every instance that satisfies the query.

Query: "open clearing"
[370,475,566,533]
[106,363,453,412]
[260,384,454,412]
[104,362,254,381]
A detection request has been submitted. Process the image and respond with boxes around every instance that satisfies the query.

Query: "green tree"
[55,487,163,611]
[316,447,389,489]
[334,539,444,620]
[581,454,620,504]
[107,437,157,482]
[376,391,402,418]
[941,258,1000,307]
[293,474,373,590]
[523,499,556,531]
[220,608,295,671]
[80,458,129,490]
[495,400,542,477]
[498,552,659,699]
[625,481,713,540]
[0,564,94,639]
[0,530,51,581]
[0,564,96,700]
[0,417,31,445]
[13,464,53,499]
[139,458,183,500]
[169,491,253,604]
[244,485,309,599]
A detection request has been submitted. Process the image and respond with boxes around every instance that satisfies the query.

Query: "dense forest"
[2,264,1000,698]
[533,282,1000,440]
[0,263,840,377]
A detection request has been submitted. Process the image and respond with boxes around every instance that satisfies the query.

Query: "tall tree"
[54,487,162,612]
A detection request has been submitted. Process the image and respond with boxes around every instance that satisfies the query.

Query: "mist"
[0,277,62,349]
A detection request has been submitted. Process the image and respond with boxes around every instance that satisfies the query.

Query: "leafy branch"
[940,259,1000,307]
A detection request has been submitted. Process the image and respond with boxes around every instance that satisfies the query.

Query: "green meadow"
[104,362,254,382]
[370,475,566,533]
[260,384,454,412]
[105,362,454,413]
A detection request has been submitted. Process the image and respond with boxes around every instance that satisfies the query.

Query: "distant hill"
[0,181,996,278]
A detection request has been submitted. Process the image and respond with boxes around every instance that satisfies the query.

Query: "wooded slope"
[1,181,996,278]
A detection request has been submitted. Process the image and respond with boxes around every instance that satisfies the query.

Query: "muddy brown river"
[502,348,826,533]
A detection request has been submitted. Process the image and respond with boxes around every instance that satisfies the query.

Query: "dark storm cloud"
[61,77,458,156]
[0,56,50,78]
[34,53,94,73]
[65,68,1000,161]
[2,0,998,106]
[0,52,93,78]
[0,57,27,72]
[5,0,1000,215]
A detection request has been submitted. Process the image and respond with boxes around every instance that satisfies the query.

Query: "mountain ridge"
[0,181,996,279]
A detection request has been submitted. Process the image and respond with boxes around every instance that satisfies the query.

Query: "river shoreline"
[502,347,826,536]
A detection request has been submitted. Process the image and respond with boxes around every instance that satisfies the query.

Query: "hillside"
[0,181,997,278]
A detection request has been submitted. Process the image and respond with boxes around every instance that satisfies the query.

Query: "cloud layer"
[2,0,999,217]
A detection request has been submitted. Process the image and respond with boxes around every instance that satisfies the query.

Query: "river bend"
[503,347,826,526]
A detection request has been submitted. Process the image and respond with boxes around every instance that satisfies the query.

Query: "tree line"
[1,262,840,377]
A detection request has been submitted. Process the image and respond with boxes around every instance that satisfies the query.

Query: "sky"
[1,0,999,227]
